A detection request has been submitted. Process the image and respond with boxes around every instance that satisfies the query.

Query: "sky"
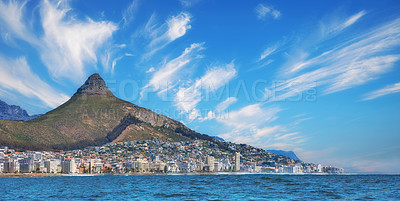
[0,0,399,173]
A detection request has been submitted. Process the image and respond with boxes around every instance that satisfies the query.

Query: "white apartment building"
[44,159,62,173]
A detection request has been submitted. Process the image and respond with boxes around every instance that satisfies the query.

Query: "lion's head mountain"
[0,73,220,150]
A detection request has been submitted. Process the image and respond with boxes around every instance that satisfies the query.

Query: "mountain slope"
[0,73,214,150]
[0,100,41,121]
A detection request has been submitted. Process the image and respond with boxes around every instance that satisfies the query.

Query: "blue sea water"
[1,174,399,200]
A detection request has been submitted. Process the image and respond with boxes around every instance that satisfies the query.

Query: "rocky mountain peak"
[74,73,113,96]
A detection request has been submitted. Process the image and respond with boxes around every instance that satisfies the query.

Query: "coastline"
[2,172,393,178]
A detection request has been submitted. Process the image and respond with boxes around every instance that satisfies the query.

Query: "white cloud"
[362,82,400,101]
[327,10,366,36]
[342,10,366,30]
[122,0,138,28]
[248,59,274,72]
[175,82,202,113]
[218,104,280,131]
[282,11,366,76]
[179,0,201,7]
[216,97,237,112]
[325,56,399,94]
[259,45,279,61]
[218,104,282,146]
[146,67,156,73]
[252,38,289,72]
[270,17,400,101]
[0,55,69,108]
[291,117,312,126]
[110,56,123,73]
[174,63,237,119]
[217,103,308,150]
[254,126,281,138]
[200,110,215,121]
[255,4,281,20]
[197,63,236,92]
[167,12,191,41]
[141,12,159,39]
[142,43,204,97]
[319,10,366,38]
[0,0,117,83]
[275,132,299,141]
[188,109,200,121]
[145,12,192,57]
[0,0,37,44]
[101,44,127,74]
[39,0,117,83]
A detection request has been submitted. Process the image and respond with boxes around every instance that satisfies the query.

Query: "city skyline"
[0,0,399,173]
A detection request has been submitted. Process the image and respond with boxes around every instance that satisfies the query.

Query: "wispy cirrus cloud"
[259,37,292,62]
[39,0,117,83]
[142,43,204,98]
[0,0,38,45]
[362,82,400,101]
[217,104,290,147]
[144,12,192,58]
[217,103,310,150]
[175,62,237,120]
[249,37,291,72]
[268,16,400,102]
[179,0,201,8]
[199,97,237,122]
[221,104,280,130]
[282,10,366,76]
[259,45,279,62]
[275,132,299,141]
[0,0,117,83]
[101,44,133,74]
[0,55,69,108]
[338,10,366,31]
[121,0,138,28]
[0,0,115,108]
[216,97,237,112]
[251,42,281,71]
[255,4,281,20]
[320,10,366,38]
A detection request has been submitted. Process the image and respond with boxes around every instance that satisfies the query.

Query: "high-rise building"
[44,159,62,173]
[19,158,34,172]
[62,158,76,173]
[205,156,215,172]
[3,158,19,173]
[235,152,240,171]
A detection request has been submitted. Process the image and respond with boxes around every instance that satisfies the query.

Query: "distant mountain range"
[0,100,41,121]
[267,150,301,161]
[0,73,221,150]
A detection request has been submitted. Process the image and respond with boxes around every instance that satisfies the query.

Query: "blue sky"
[0,0,399,173]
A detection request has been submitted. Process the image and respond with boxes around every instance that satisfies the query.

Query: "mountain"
[0,100,41,121]
[267,150,301,161]
[0,73,216,150]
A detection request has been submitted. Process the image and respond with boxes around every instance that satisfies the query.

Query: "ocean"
[1,174,399,200]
